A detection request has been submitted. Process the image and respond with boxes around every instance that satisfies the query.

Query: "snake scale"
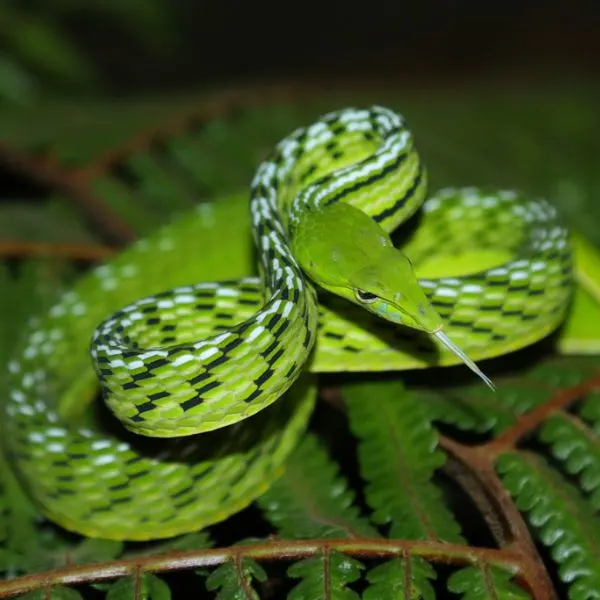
[4,107,572,540]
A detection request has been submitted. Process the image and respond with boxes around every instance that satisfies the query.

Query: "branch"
[0,142,136,245]
[0,538,521,598]
[484,372,600,453]
[0,241,115,261]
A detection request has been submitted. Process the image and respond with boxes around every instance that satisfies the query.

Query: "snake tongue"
[433,330,496,391]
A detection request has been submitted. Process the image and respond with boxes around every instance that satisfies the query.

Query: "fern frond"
[447,565,530,599]
[38,538,123,571]
[106,573,171,600]
[414,356,600,436]
[20,586,83,600]
[497,451,600,599]
[417,388,497,434]
[579,390,600,436]
[538,413,600,510]
[205,556,266,600]
[83,104,330,235]
[287,550,363,600]
[257,433,377,539]
[363,556,436,600]
[0,199,95,245]
[342,380,464,543]
[86,111,266,234]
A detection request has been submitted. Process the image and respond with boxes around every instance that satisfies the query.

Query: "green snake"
[4,106,573,541]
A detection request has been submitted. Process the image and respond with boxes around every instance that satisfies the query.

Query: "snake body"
[4,107,572,540]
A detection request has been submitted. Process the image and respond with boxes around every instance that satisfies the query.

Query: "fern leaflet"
[257,433,377,539]
[416,356,600,436]
[363,556,436,600]
[20,587,84,600]
[579,390,600,436]
[287,550,363,600]
[343,379,464,542]
[205,556,267,600]
[106,573,171,600]
[447,565,531,599]
[539,413,600,510]
[497,451,600,599]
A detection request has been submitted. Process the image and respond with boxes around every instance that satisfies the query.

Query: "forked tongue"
[434,330,496,391]
[402,279,496,391]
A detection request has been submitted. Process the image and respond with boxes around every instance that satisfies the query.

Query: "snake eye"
[355,289,378,304]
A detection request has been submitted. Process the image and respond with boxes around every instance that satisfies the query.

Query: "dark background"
[89,1,600,89]
[20,0,600,96]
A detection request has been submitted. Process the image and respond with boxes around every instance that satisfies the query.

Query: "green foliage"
[447,565,530,599]
[0,197,99,245]
[21,586,84,600]
[579,390,600,435]
[417,356,600,437]
[0,1,176,103]
[539,413,600,510]
[287,551,363,600]
[257,434,377,539]
[497,452,600,599]
[205,557,267,600]
[363,557,436,600]
[413,387,498,435]
[106,573,171,600]
[343,380,464,543]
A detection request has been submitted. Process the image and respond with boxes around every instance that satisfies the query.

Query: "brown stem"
[0,241,115,261]
[0,142,136,245]
[72,81,356,184]
[485,373,600,454]
[441,437,558,600]
[0,538,521,598]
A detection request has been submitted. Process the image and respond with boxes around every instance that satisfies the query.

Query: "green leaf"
[447,565,530,599]
[287,550,363,600]
[20,586,83,600]
[363,556,436,600]
[579,390,600,436]
[0,199,99,245]
[538,413,600,509]
[415,356,600,436]
[68,539,123,565]
[417,387,497,434]
[257,433,377,539]
[0,53,36,105]
[205,557,267,600]
[0,10,96,85]
[343,379,464,543]
[106,573,171,600]
[497,451,600,599]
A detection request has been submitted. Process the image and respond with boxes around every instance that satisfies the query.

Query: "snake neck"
[249,105,423,281]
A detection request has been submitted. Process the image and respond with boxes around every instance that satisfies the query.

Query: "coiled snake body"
[5,107,572,540]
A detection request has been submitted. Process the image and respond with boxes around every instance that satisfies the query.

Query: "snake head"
[293,202,495,390]
[293,202,442,332]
